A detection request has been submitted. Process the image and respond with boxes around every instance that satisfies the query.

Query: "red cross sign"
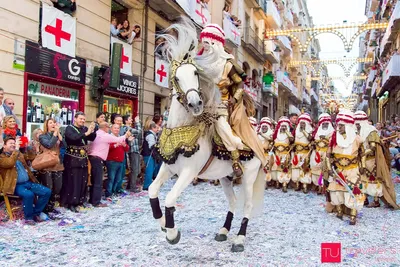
[155,57,169,88]
[120,47,129,68]
[157,64,167,82]
[41,4,76,57]
[45,18,71,47]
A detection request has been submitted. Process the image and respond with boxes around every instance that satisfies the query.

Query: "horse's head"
[171,54,204,116]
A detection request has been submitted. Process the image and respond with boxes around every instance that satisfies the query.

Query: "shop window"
[51,0,77,15]
[26,80,80,140]
[102,95,134,123]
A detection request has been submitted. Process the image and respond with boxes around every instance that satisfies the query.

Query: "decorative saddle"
[212,133,254,161]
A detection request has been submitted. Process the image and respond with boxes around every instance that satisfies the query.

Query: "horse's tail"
[251,168,266,218]
[236,165,266,218]
[242,91,256,117]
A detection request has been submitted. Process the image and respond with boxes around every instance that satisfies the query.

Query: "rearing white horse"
[148,18,266,252]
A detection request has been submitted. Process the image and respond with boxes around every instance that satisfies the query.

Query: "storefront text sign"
[107,73,139,98]
[25,41,86,85]
[41,4,76,57]
[28,80,79,100]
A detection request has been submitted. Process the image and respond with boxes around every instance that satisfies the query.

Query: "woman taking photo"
[39,118,64,212]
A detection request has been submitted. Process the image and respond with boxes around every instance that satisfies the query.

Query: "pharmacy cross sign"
[231,28,240,41]
[44,18,71,47]
[120,47,129,68]
[195,1,208,25]
[157,64,167,82]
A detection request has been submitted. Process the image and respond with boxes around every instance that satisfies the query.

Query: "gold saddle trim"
[157,124,205,160]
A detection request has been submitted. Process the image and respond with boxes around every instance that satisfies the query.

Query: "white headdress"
[316,113,334,138]
[249,117,258,131]
[335,109,357,148]
[273,116,291,141]
[295,113,313,139]
[354,110,377,142]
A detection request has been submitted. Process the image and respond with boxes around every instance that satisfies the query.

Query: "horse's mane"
[157,17,218,138]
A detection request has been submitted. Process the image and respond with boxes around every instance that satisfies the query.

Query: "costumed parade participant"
[249,117,258,132]
[195,24,267,176]
[325,110,365,225]
[354,111,399,209]
[271,117,294,192]
[291,113,313,193]
[310,113,334,194]
[257,117,274,188]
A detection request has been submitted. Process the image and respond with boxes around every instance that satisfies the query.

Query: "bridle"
[170,55,203,112]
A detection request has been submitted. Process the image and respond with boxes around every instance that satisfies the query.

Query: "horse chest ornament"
[155,123,206,164]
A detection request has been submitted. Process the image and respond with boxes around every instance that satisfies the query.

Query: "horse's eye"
[175,77,179,82]
[194,70,198,76]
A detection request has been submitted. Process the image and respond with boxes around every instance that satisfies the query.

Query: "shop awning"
[379,54,400,96]
[289,104,301,115]
[380,1,400,57]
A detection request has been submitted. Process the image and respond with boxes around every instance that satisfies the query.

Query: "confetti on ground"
[0,176,400,266]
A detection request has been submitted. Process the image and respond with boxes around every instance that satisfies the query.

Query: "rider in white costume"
[196,24,267,177]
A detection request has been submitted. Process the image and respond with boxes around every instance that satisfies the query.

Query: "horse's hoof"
[231,243,245,252]
[166,230,181,245]
[161,227,166,232]
[215,234,228,242]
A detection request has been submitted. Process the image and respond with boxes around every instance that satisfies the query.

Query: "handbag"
[32,146,60,171]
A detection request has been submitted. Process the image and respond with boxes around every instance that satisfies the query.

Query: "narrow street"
[2,179,400,266]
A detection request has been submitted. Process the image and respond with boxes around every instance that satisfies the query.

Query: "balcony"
[244,79,262,104]
[365,0,379,16]
[284,8,294,28]
[311,88,318,102]
[380,1,400,57]
[264,40,279,64]
[263,1,282,29]
[276,70,298,99]
[380,54,400,96]
[242,27,267,63]
[223,17,241,47]
[276,36,292,55]
[149,0,186,21]
[303,90,311,105]
[263,81,278,97]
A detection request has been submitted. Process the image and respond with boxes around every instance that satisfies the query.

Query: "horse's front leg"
[149,163,171,232]
[215,176,235,242]
[164,169,196,244]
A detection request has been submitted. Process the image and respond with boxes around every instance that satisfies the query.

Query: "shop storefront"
[23,41,86,140]
[101,73,139,123]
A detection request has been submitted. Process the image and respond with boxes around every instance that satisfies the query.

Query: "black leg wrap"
[223,211,234,231]
[238,218,249,236]
[165,206,176,229]
[149,198,163,219]
[227,176,233,181]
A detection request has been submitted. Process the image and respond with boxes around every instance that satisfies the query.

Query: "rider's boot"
[231,150,244,178]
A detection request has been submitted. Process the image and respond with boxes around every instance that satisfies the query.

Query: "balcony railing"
[244,80,262,104]
[223,16,241,47]
[243,27,266,62]
[285,8,294,27]
[264,40,279,64]
[264,1,282,29]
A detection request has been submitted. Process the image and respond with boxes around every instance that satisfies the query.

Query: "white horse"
[148,18,266,252]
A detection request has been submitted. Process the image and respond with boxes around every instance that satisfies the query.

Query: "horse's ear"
[183,53,189,60]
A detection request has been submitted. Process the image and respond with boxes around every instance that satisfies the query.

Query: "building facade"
[357,0,400,123]
[1,0,321,138]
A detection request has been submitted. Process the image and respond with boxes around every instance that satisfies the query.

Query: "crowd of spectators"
[0,87,167,224]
